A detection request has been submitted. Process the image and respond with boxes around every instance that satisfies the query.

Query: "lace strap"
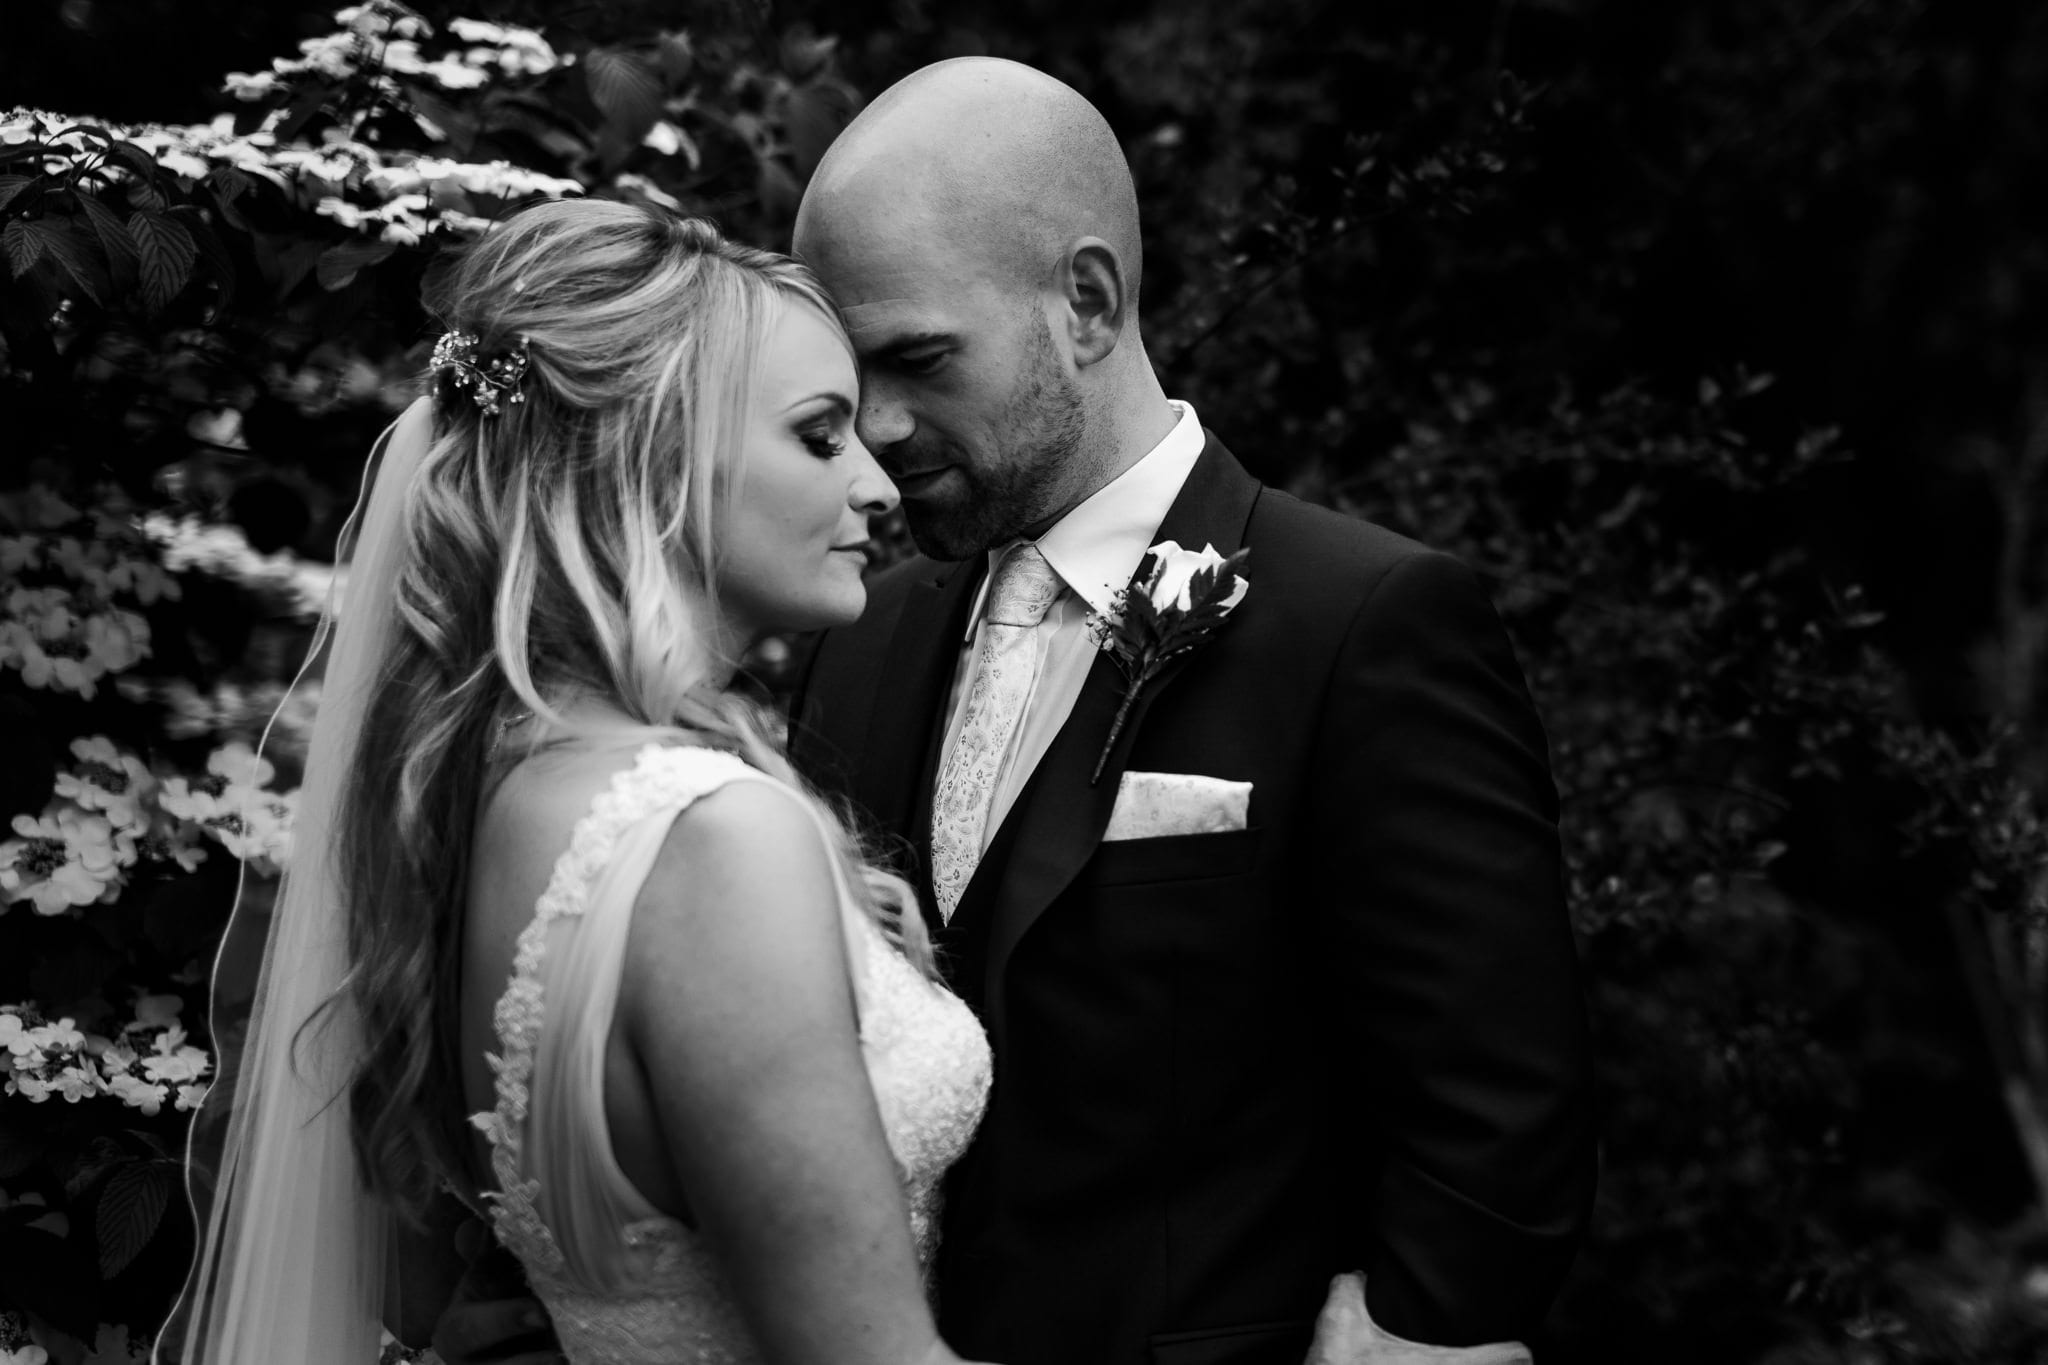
[468,743,757,1274]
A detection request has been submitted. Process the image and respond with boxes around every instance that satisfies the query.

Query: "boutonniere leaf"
[1087,540,1250,784]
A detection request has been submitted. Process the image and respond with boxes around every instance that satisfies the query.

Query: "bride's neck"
[514,672,742,739]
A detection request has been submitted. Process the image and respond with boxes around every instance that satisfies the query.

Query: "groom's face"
[803,232,1086,561]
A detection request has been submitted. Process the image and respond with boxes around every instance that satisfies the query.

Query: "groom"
[785,58,1594,1364]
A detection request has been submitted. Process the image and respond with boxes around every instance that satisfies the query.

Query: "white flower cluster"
[140,512,340,622]
[0,736,302,916]
[0,736,209,915]
[0,586,151,700]
[223,5,566,103]
[313,192,462,245]
[249,32,487,97]
[1,525,179,605]
[448,17,566,77]
[117,111,581,244]
[3,48,583,247]
[0,1309,48,1365]
[155,742,297,876]
[0,997,210,1116]
[365,154,585,203]
[311,151,583,243]
[1,488,173,700]
[122,676,323,758]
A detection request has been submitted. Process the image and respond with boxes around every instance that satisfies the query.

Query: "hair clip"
[431,331,530,417]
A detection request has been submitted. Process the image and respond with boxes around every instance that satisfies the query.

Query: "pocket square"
[1102,771,1251,842]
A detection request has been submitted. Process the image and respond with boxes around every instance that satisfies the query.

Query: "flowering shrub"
[0,729,294,918]
[0,493,169,704]
[140,513,338,627]
[0,477,324,1360]
[2,0,854,351]
[2,1,860,1353]
[1,1001,209,1118]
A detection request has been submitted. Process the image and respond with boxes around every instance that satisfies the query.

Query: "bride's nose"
[845,432,900,516]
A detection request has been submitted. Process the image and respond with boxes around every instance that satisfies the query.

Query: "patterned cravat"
[929,543,1065,923]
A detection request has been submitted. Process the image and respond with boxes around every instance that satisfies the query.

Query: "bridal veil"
[165,397,435,1364]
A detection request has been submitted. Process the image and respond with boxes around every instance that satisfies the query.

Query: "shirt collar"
[966,400,1206,638]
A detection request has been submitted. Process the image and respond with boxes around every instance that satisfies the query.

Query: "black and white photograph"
[0,1,2043,1362]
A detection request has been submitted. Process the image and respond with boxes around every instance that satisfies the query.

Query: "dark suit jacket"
[791,433,1596,1365]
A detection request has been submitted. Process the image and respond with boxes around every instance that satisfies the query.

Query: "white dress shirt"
[935,399,1207,851]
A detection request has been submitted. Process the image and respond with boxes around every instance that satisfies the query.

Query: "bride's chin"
[763,590,867,638]
[822,586,869,628]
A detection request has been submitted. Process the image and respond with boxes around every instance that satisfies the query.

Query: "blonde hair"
[334,198,929,1216]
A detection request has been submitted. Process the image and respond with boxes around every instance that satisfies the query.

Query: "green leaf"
[655,32,695,85]
[129,208,197,310]
[0,172,36,212]
[51,123,115,147]
[103,139,163,187]
[34,216,110,306]
[95,1160,173,1280]
[184,214,239,311]
[487,103,592,165]
[61,1136,128,1201]
[75,189,139,288]
[783,81,855,176]
[273,79,334,144]
[755,158,802,220]
[1136,549,1248,663]
[203,165,254,206]
[408,88,477,158]
[585,48,664,145]
[204,166,257,231]
[2,216,46,277]
[315,236,397,291]
[780,29,840,80]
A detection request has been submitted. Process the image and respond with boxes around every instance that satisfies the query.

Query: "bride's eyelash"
[800,427,846,459]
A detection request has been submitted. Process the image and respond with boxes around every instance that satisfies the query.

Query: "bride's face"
[717,302,898,639]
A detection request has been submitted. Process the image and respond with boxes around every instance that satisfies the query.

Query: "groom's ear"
[1058,237,1127,369]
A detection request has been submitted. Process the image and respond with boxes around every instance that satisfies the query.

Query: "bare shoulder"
[620,776,856,1052]
[469,740,652,915]
[655,776,830,880]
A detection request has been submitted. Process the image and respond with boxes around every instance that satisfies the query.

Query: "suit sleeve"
[1305,549,1597,1345]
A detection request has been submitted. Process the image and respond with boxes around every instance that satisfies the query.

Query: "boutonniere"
[1087,540,1250,784]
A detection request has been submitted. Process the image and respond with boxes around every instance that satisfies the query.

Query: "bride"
[173,198,993,1364]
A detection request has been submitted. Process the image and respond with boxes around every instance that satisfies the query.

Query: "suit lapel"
[959,434,1263,1024]
[859,557,983,930]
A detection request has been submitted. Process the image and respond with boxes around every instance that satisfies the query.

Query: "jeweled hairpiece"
[431,330,530,417]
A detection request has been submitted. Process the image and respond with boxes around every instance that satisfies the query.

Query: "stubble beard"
[903,318,1088,561]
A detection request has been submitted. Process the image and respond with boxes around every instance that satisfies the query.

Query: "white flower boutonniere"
[1087,540,1250,784]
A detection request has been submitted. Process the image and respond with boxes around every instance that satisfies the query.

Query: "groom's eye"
[895,348,948,376]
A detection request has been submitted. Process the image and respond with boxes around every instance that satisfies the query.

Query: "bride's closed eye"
[783,389,855,460]
[799,421,848,459]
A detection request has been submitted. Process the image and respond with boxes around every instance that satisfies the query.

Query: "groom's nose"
[855,381,915,456]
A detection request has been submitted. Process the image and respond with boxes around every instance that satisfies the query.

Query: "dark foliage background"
[3,0,2046,1361]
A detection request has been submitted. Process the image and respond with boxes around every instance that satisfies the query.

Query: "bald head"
[791,59,1175,560]
[795,58,1142,308]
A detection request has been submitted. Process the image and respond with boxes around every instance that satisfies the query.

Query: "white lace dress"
[469,745,991,1363]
